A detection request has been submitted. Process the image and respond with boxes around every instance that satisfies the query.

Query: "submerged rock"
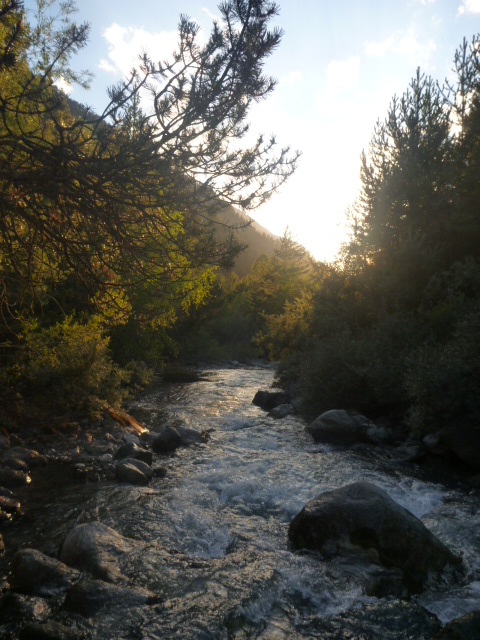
[252,390,289,411]
[434,610,480,639]
[64,577,157,616]
[60,522,138,583]
[10,549,81,597]
[289,481,461,593]
[176,425,209,446]
[0,592,52,624]
[19,620,86,640]
[306,410,389,446]
[268,403,296,419]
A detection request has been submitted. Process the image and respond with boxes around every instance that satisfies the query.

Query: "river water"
[2,364,480,638]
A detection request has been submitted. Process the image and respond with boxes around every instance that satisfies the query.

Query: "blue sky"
[24,0,480,260]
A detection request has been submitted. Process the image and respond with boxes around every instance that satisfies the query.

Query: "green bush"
[3,316,129,420]
[405,309,480,435]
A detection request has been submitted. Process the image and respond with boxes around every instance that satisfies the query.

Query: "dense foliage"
[267,35,480,437]
[0,0,298,424]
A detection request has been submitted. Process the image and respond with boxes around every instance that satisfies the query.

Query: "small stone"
[113,442,153,465]
[100,453,113,463]
[116,458,153,485]
[0,494,22,517]
[151,426,182,454]
[5,447,47,467]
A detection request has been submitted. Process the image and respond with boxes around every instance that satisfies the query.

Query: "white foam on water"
[419,581,480,624]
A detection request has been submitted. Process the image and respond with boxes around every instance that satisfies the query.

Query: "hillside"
[217,205,280,277]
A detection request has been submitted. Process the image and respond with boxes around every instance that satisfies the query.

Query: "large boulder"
[10,549,81,597]
[60,522,139,583]
[289,481,461,593]
[306,410,389,446]
[252,390,289,411]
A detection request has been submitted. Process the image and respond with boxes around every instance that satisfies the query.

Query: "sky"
[23,0,480,261]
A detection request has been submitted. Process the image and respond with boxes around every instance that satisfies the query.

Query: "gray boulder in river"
[306,410,391,446]
[60,522,140,583]
[289,481,461,593]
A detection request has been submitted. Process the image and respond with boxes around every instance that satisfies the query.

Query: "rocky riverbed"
[1,364,480,639]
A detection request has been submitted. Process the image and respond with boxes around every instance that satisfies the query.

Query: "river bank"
[1,363,480,639]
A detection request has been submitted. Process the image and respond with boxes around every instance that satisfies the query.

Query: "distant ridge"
[218,205,279,277]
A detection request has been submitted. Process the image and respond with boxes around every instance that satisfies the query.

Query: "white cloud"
[202,7,220,21]
[54,77,72,94]
[365,29,436,65]
[414,0,436,5]
[280,70,302,84]
[458,0,480,15]
[325,56,360,96]
[100,23,179,77]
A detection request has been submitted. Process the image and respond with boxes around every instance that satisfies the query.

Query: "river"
[2,363,480,638]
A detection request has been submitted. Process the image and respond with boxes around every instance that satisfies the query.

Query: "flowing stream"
[2,363,480,638]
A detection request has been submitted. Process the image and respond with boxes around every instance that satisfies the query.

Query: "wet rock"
[3,456,28,471]
[289,481,461,593]
[176,425,209,445]
[64,577,156,616]
[434,610,480,639]
[0,433,10,451]
[60,521,138,582]
[151,425,183,454]
[268,403,296,419]
[19,620,86,640]
[10,548,81,596]
[306,410,383,446]
[0,466,30,488]
[114,441,153,465]
[100,453,113,463]
[0,533,4,554]
[391,441,427,463]
[153,466,167,478]
[0,494,22,518]
[0,592,52,623]
[116,458,153,485]
[5,446,47,467]
[252,390,289,411]
[0,485,14,497]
